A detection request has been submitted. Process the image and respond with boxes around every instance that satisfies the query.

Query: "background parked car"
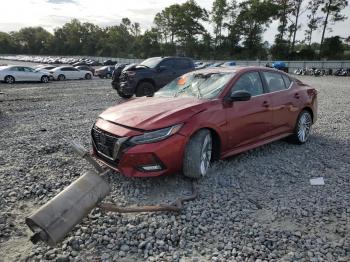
[103,60,117,66]
[75,65,95,75]
[0,66,51,84]
[95,66,114,78]
[111,63,129,88]
[272,61,288,73]
[50,66,92,81]
[114,57,195,98]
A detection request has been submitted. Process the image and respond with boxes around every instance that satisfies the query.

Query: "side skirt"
[220,133,293,159]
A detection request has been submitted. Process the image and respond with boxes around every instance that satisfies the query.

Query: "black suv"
[112,57,195,98]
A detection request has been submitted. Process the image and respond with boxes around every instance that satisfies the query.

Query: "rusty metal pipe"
[100,180,197,213]
[71,141,104,173]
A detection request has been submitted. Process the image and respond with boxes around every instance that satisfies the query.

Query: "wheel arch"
[186,126,221,161]
[4,75,15,81]
[137,78,156,87]
[301,106,314,123]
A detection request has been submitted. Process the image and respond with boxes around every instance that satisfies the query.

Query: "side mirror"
[157,66,167,72]
[226,90,251,102]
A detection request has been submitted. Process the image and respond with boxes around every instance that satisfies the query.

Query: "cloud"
[46,0,77,4]
[127,8,159,16]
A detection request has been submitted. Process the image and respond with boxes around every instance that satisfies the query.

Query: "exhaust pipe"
[26,142,198,246]
[25,143,110,246]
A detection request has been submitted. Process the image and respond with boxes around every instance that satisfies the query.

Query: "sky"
[0,0,349,44]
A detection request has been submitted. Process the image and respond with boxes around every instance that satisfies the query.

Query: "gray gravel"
[0,61,349,261]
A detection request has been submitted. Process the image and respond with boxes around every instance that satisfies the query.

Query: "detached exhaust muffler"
[26,142,197,246]
[26,143,110,246]
[26,170,110,246]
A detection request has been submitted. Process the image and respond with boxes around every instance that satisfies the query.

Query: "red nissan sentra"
[91,66,317,178]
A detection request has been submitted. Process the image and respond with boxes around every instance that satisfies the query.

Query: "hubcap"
[7,77,13,83]
[297,113,312,142]
[200,134,212,176]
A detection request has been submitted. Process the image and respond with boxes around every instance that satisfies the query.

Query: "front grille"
[91,126,120,160]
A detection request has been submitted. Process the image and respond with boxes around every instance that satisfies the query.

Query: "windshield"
[155,72,234,99]
[140,57,162,68]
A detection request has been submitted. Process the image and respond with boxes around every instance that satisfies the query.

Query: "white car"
[50,66,92,81]
[0,66,51,84]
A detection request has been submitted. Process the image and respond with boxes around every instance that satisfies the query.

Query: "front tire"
[5,75,15,84]
[136,81,155,97]
[289,110,312,144]
[183,129,212,179]
[57,74,66,81]
[85,73,92,80]
[41,76,49,83]
[117,90,132,99]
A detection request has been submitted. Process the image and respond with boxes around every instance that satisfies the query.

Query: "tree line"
[0,0,349,60]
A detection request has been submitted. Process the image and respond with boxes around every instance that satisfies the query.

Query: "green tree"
[0,32,18,54]
[304,0,322,46]
[211,0,228,49]
[319,0,348,52]
[236,0,279,58]
[321,35,344,58]
[14,27,53,54]
[224,0,240,57]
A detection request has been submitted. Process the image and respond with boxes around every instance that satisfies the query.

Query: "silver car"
[0,66,51,84]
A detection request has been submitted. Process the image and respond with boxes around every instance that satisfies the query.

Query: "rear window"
[262,72,286,92]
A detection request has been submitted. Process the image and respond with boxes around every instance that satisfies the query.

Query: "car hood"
[99,97,207,130]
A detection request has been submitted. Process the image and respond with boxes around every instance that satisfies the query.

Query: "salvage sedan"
[0,65,51,84]
[92,67,317,178]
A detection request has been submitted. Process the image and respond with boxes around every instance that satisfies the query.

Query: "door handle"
[294,93,300,99]
[262,101,270,107]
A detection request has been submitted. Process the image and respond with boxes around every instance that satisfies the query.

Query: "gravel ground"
[0,61,349,261]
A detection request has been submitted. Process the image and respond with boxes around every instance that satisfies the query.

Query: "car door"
[71,67,82,79]
[66,67,76,79]
[261,71,300,135]
[23,67,39,81]
[155,59,177,88]
[225,71,273,149]
[12,67,27,81]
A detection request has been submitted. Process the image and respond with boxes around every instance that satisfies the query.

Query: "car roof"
[54,66,73,69]
[193,66,287,75]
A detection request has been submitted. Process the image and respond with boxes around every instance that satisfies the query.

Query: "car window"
[155,72,234,99]
[159,59,174,69]
[232,72,264,96]
[23,67,34,72]
[174,59,191,69]
[10,67,19,71]
[263,72,286,92]
[282,74,291,88]
[60,67,69,71]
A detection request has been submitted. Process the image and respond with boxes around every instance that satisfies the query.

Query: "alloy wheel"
[200,134,212,176]
[297,113,312,142]
[6,76,14,84]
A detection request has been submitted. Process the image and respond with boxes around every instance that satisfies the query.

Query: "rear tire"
[4,75,15,84]
[136,81,155,97]
[58,74,65,81]
[85,73,92,80]
[288,110,312,144]
[183,129,212,179]
[117,90,132,99]
[41,76,49,83]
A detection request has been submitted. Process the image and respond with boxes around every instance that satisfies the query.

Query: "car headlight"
[129,124,183,144]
